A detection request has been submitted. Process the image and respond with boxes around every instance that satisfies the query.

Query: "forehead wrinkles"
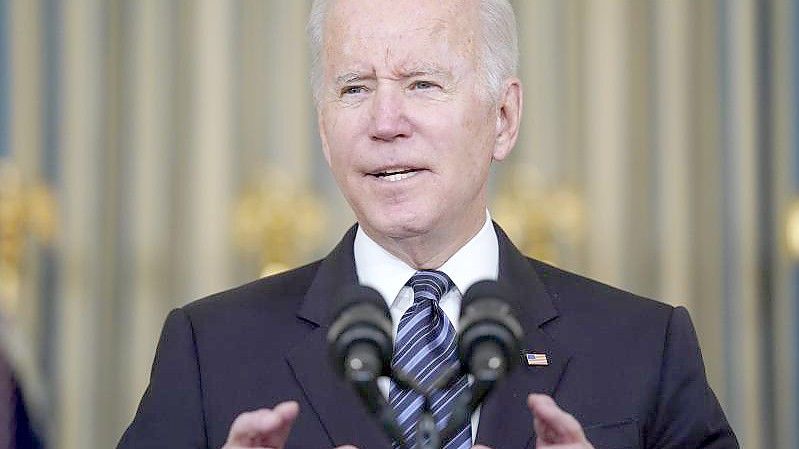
[324,0,479,72]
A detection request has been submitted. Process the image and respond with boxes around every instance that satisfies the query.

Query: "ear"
[318,108,333,166]
[492,78,522,161]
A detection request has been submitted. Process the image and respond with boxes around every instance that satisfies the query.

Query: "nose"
[369,85,412,142]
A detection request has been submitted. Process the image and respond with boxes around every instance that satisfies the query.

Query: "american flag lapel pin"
[525,352,549,366]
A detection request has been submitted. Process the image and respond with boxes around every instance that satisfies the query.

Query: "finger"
[533,445,590,449]
[226,403,299,448]
[528,394,586,444]
[226,401,300,448]
[334,446,360,449]
[266,401,300,447]
[529,394,584,443]
[227,410,285,447]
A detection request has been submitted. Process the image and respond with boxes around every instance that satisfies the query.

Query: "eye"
[410,80,438,90]
[341,85,367,96]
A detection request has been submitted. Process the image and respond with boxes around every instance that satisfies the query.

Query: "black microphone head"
[458,280,523,381]
[461,280,514,311]
[327,285,393,380]
[330,284,392,322]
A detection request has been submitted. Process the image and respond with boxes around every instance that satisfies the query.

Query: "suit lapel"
[286,225,393,449]
[287,223,573,449]
[286,330,393,449]
[475,224,574,449]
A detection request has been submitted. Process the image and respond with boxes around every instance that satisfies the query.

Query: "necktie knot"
[407,270,453,304]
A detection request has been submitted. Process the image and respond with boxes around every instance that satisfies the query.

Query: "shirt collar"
[354,211,499,307]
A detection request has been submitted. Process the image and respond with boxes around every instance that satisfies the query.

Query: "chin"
[361,208,436,240]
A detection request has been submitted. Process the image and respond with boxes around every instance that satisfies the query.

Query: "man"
[118,0,738,448]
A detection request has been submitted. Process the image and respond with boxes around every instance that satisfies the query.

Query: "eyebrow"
[335,72,374,85]
[404,66,450,79]
[334,64,451,85]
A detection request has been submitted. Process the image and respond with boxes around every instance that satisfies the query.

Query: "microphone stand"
[345,345,408,447]
[416,397,440,449]
[388,364,490,449]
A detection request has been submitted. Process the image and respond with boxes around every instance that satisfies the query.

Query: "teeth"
[383,171,419,182]
[381,168,412,175]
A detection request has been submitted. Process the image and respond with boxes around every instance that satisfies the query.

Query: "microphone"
[441,280,523,443]
[327,285,407,446]
[327,284,393,382]
[458,280,523,383]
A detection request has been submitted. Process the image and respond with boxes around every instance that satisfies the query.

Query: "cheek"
[323,113,356,168]
[320,105,375,200]
[456,105,495,156]
[444,92,492,135]
[451,108,495,187]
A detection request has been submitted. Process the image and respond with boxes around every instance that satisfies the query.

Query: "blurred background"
[0,0,797,448]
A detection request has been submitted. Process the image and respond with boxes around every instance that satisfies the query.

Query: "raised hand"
[472,394,594,449]
[223,401,300,449]
[528,394,594,448]
[222,401,358,449]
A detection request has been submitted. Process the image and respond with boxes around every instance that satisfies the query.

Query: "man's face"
[318,0,514,244]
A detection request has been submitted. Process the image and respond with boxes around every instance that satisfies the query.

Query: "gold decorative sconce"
[233,174,327,276]
[0,160,56,317]
[492,165,584,267]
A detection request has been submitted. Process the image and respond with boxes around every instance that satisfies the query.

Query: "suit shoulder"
[527,257,674,321]
[180,260,322,321]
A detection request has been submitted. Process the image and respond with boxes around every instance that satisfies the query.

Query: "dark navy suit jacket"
[117,224,738,449]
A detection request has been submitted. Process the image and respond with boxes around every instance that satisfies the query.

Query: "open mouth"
[370,168,423,182]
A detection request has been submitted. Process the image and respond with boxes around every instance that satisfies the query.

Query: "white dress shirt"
[353,211,499,443]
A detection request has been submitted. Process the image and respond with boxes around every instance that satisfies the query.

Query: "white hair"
[307,0,519,104]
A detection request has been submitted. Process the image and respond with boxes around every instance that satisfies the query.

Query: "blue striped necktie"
[389,270,472,449]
